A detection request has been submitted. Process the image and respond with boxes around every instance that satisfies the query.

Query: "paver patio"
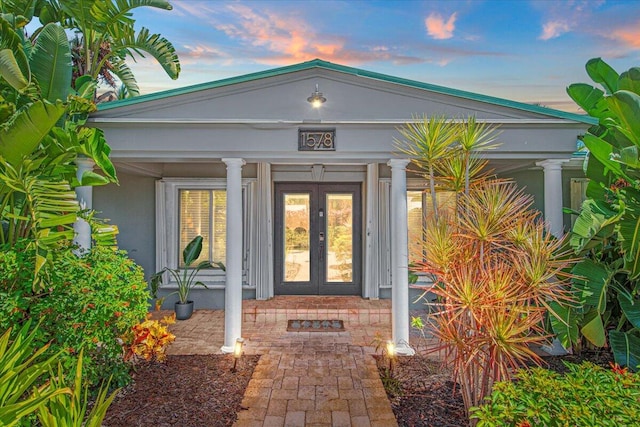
[166,297,418,426]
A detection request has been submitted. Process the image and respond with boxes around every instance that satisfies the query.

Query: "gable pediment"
[92,60,591,125]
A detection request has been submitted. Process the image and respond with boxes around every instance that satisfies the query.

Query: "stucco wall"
[93,172,156,278]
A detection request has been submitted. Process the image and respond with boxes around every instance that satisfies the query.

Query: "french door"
[274,183,362,295]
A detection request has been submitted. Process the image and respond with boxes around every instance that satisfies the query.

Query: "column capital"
[536,159,569,170]
[222,158,246,168]
[387,158,411,169]
[75,157,95,171]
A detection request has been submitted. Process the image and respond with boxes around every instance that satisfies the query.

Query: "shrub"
[122,313,176,363]
[471,362,640,427]
[0,242,149,388]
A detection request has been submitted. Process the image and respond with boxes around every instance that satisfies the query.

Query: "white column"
[73,157,95,253]
[536,159,569,238]
[387,159,415,356]
[222,158,245,353]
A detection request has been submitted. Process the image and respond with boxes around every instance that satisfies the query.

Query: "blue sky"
[128,0,640,112]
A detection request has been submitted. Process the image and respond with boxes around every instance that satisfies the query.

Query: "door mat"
[287,319,345,332]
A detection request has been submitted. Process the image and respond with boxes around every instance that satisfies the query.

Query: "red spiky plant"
[397,116,576,422]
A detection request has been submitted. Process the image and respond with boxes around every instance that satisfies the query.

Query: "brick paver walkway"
[166,297,403,426]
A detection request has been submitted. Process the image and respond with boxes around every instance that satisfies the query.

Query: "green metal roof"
[97,58,597,125]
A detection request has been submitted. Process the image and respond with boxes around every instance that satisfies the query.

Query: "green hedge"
[471,361,640,427]
[0,242,149,388]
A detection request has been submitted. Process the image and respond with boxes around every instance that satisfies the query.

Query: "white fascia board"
[88,118,586,126]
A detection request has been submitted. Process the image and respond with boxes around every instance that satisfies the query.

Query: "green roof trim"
[97,58,597,125]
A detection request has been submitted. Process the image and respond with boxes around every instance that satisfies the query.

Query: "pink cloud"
[608,26,640,49]
[425,12,457,40]
[539,20,571,40]
[213,3,423,66]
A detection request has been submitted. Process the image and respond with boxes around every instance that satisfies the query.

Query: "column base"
[220,345,235,354]
[395,341,415,356]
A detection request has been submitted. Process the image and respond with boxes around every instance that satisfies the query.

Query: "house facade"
[87,59,593,353]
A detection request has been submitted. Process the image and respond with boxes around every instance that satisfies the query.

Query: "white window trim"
[155,177,254,289]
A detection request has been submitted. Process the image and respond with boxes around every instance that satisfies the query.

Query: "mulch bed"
[375,348,615,427]
[102,348,614,427]
[103,354,259,427]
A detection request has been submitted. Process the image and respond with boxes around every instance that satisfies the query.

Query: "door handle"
[319,232,324,262]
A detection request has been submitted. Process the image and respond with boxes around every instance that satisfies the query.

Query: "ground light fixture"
[307,84,326,108]
[386,340,396,373]
[231,337,244,373]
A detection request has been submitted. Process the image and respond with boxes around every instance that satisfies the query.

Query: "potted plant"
[150,235,209,320]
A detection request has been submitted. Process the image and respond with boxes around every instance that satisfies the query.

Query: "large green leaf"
[582,133,629,180]
[580,308,606,347]
[572,258,613,313]
[609,330,640,370]
[607,91,640,148]
[548,301,581,350]
[570,199,620,253]
[0,0,38,23]
[183,235,203,267]
[29,23,72,103]
[618,293,640,329]
[108,55,139,97]
[585,57,619,94]
[92,0,172,28]
[0,100,65,167]
[0,48,28,89]
[0,17,30,89]
[566,83,605,117]
[619,67,640,95]
[618,187,640,278]
[115,26,180,79]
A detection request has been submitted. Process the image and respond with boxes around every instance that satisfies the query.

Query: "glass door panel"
[274,183,361,295]
[283,194,310,282]
[326,194,353,283]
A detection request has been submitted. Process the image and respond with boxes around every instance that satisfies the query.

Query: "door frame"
[274,182,362,295]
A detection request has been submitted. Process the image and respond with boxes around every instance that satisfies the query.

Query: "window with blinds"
[179,189,227,267]
[407,190,456,264]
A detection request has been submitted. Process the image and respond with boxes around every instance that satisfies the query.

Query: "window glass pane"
[179,190,210,267]
[284,194,310,282]
[425,191,456,217]
[407,191,424,265]
[211,190,227,265]
[326,193,353,283]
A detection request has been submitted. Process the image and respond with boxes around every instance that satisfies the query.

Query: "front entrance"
[274,183,362,295]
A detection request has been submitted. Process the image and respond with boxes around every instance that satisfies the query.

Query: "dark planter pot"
[175,301,194,320]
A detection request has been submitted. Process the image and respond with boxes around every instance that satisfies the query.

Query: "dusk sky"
[127,0,640,113]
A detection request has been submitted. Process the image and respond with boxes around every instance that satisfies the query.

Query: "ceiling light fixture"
[307,84,326,108]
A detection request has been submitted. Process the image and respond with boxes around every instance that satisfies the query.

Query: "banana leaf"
[609,330,640,371]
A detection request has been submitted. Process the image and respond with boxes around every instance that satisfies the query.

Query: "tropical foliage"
[399,117,576,420]
[471,362,640,427]
[556,58,640,369]
[38,0,181,99]
[0,243,149,388]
